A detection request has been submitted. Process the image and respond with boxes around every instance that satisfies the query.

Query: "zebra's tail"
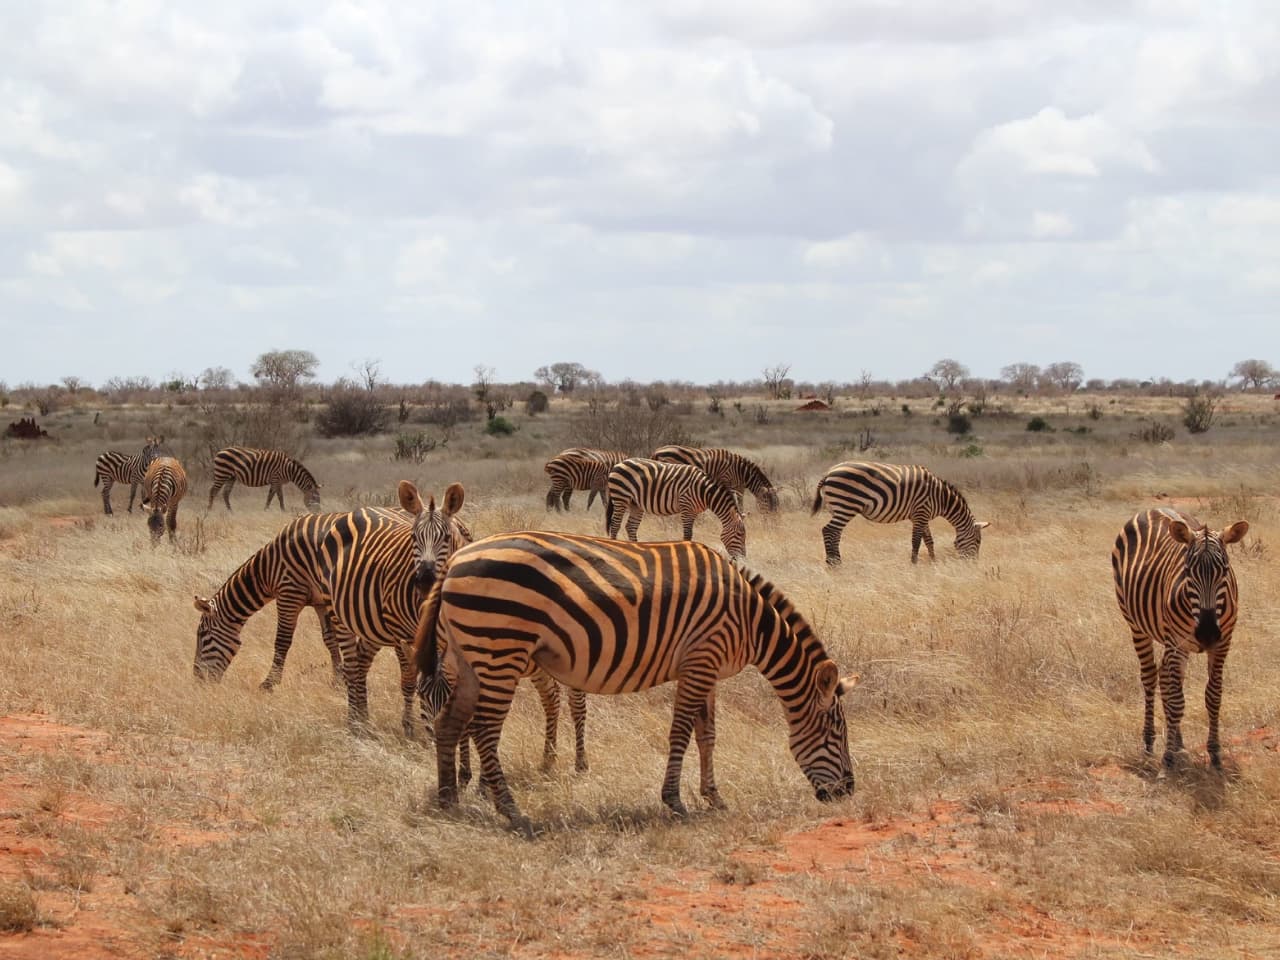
[604,492,616,534]
[810,479,826,516]
[412,578,445,680]
[93,470,100,487]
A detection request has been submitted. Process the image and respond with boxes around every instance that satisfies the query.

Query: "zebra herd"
[89,438,1252,830]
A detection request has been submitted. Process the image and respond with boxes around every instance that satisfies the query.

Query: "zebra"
[652,445,779,513]
[1112,508,1249,769]
[811,461,989,565]
[93,436,165,515]
[413,532,858,832]
[320,484,588,772]
[207,446,321,512]
[605,457,746,560]
[544,448,628,512]
[193,512,358,690]
[141,457,188,544]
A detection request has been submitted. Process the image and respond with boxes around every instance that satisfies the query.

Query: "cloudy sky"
[2,1,1277,388]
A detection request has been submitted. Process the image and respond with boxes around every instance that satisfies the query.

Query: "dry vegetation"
[2,391,1280,958]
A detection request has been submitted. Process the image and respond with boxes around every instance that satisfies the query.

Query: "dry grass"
[1,395,1279,956]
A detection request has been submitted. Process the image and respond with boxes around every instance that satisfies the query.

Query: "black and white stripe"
[413,532,858,830]
[142,457,188,544]
[208,446,321,512]
[811,460,988,565]
[93,436,165,515]
[1112,508,1248,768]
[652,445,779,513]
[605,457,746,559]
[544,448,628,512]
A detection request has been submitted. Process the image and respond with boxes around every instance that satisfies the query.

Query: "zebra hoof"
[575,759,589,773]
[662,794,689,819]
[258,679,278,693]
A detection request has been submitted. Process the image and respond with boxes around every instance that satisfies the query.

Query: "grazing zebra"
[605,458,746,559]
[322,483,588,771]
[413,532,858,831]
[193,512,358,689]
[141,457,188,544]
[207,446,321,512]
[544,448,628,512]
[93,436,165,515]
[811,461,989,565]
[652,445,779,513]
[1112,508,1249,768]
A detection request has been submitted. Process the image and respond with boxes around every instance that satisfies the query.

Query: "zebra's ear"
[815,660,840,708]
[975,521,990,530]
[397,480,424,516]
[442,482,465,517]
[1168,519,1195,544]
[193,595,213,613]
[1221,521,1249,544]
[836,673,861,697]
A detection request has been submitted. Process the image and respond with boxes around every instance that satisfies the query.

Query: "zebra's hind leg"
[101,478,114,515]
[1158,644,1189,766]
[625,508,643,542]
[166,506,179,542]
[694,688,725,810]
[434,656,480,808]
[910,520,935,563]
[546,484,560,511]
[821,516,849,566]
[126,481,138,513]
[569,688,588,772]
[526,667,561,773]
[562,487,572,511]
[316,607,345,688]
[222,481,235,510]
[1133,634,1158,757]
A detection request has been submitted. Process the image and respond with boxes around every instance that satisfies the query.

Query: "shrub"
[1026,417,1053,432]
[525,390,549,416]
[1181,392,1219,434]
[0,881,37,932]
[1131,422,1176,444]
[573,402,696,455]
[315,381,390,437]
[1087,403,1103,420]
[959,442,984,458]
[945,413,972,435]
[901,404,912,416]
[484,416,517,437]
[393,432,438,463]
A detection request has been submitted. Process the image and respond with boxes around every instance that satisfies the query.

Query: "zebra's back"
[814,461,933,523]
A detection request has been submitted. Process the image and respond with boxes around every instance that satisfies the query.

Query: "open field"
[2,393,1280,958]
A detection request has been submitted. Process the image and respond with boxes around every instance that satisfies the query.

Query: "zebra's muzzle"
[814,774,855,802]
[1194,610,1221,648]
[193,662,224,683]
[411,563,437,594]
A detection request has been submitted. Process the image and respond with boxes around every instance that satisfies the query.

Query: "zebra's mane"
[292,459,318,488]
[938,477,972,514]
[739,567,823,654]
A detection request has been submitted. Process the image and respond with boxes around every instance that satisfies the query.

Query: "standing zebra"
[605,458,746,559]
[322,483,588,772]
[207,446,321,512]
[194,512,361,689]
[93,436,165,515]
[544,448,628,512]
[652,445,779,513]
[413,532,858,831]
[141,457,188,544]
[1112,508,1249,768]
[811,461,988,565]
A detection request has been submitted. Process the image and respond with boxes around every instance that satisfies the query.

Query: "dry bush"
[572,402,699,455]
[0,881,37,932]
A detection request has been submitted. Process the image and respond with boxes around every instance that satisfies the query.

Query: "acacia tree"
[928,358,969,392]
[251,349,319,397]
[353,358,382,392]
[534,362,597,394]
[1041,361,1084,393]
[1000,362,1041,393]
[1229,359,1275,390]
[762,363,792,400]
[60,376,87,395]
[199,366,235,391]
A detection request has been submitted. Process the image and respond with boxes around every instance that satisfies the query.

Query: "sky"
[1,1,1278,388]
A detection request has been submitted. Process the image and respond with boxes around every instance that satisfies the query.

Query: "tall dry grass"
[1,399,1279,956]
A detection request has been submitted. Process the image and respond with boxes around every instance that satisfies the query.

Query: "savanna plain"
[2,391,1279,960]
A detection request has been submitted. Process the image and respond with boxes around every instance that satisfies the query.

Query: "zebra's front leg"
[910,521,925,563]
[680,507,696,541]
[1158,644,1188,766]
[527,667,561,773]
[921,522,936,561]
[1205,647,1227,769]
[261,584,308,690]
[394,642,418,740]
[694,688,725,810]
[662,667,716,817]
[315,607,346,688]
[206,483,218,511]
[342,637,378,737]
[126,482,138,513]
[101,479,114,516]
[1133,635,1158,757]
[546,485,560,512]
[821,516,848,566]
[166,506,179,542]
[222,481,234,511]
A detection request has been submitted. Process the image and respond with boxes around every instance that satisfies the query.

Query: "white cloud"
[965,107,1158,178]
[1031,211,1075,238]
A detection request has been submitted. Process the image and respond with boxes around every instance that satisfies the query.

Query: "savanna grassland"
[2,391,1280,959]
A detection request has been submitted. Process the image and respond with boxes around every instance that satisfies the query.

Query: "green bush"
[1026,416,1052,432]
[485,416,518,436]
[945,413,972,435]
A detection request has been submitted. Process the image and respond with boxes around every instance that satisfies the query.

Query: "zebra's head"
[304,484,322,512]
[954,520,990,559]
[757,486,780,513]
[792,661,859,802]
[398,480,467,594]
[142,436,165,465]
[192,594,237,681]
[1168,517,1249,650]
[724,509,747,560]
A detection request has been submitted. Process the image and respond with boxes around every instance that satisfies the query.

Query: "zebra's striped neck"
[938,483,976,533]
[745,574,826,686]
